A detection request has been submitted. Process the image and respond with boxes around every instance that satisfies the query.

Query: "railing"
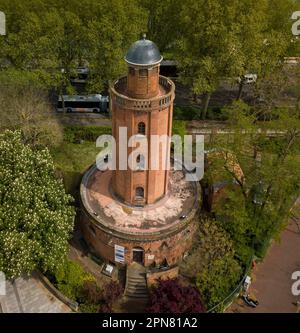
[111,75,175,111]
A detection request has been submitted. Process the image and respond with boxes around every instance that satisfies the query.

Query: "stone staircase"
[125,263,149,301]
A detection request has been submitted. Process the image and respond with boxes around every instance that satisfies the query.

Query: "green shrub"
[180,218,243,310]
[174,106,200,120]
[53,259,95,300]
[64,125,112,143]
[174,105,229,121]
[207,107,228,121]
[172,120,187,139]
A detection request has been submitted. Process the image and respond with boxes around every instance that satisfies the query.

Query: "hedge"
[64,125,112,143]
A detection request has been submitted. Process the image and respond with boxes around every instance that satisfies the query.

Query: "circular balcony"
[110,75,175,112]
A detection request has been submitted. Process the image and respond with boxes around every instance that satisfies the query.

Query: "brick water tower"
[111,34,173,206]
[80,36,200,281]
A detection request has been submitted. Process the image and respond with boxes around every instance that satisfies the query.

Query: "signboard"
[114,244,125,264]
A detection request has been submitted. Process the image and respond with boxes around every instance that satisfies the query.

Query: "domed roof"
[125,35,163,66]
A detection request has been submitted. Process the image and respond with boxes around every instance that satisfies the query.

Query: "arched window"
[138,122,145,135]
[135,187,144,199]
[136,154,145,170]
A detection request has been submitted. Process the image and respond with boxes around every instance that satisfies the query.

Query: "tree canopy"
[209,101,300,259]
[0,130,75,278]
[0,0,147,92]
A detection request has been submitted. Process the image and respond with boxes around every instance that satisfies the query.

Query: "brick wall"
[146,266,179,286]
[80,209,197,269]
[111,72,174,205]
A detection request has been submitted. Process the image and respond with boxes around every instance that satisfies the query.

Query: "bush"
[147,278,205,313]
[64,125,112,143]
[53,259,95,300]
[80,280,103,304]
[102,281,124,310]
[206,107,228,121]
[180,218,243,310]
[174,105,228,121]
[174,106,200,120]
[79,280,124,313]
[172,120,187,139]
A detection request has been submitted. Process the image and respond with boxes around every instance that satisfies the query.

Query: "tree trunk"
[237,80,244,100]
[201,92,211,120]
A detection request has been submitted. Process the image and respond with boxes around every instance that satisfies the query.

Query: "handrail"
[110,75,175,111]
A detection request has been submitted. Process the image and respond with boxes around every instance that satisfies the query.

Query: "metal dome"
[125,35,163,66]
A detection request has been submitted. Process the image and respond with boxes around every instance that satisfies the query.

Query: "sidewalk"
[229,206,300,313]
[0,275,71,313]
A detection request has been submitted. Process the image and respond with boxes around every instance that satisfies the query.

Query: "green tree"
[0,70,63,148]
[142,0,180,54]
[0,130,75,279]
[180,218,242,310]
[85,0,147,92]
[175,0,244,119]
[211,101,300,258]
[235,0,295,100]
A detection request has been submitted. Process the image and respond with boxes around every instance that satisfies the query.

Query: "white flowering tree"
[0,130,75,279]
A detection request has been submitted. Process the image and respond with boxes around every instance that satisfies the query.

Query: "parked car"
[238,74,258,85]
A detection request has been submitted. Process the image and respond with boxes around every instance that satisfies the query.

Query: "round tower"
[80,36,200,276]
[110,35,175,206]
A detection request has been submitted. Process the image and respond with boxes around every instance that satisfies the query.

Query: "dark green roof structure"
[125,35,163,66]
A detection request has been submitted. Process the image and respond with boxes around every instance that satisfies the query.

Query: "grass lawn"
[51,141,100,194]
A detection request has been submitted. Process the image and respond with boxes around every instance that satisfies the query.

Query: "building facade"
[80,36,200,279]
[110,35,175,206]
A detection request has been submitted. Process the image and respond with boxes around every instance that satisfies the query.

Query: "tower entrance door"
[132,248,144,264]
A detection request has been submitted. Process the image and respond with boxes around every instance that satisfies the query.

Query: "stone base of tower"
[80,164,200,279]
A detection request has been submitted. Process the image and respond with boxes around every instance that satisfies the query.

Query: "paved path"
[230,200,300,313]
[0,275,71,313]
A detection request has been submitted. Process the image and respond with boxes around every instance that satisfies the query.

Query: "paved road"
[229,199,300,313]
[0,275,71,313]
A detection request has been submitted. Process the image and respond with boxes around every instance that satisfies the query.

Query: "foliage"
[51,260,123,313]
[84,0,147,92]
[174,106,226,121]
[172,120,187,139]
[100,281,124,313]
[145,0,297,116]
[0,0,147,93]
[80,280,103,305]
[51,140,102,194]
[79,280,124,313]
[63,125,112,143]
[180,218,243,309]
[214,188,253,264]
[0,130,75,279]
[0,83,63,148]
[210,102,300,259]
[53,259,95,300]
[146,278,205,313]
[174,106,199,121]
